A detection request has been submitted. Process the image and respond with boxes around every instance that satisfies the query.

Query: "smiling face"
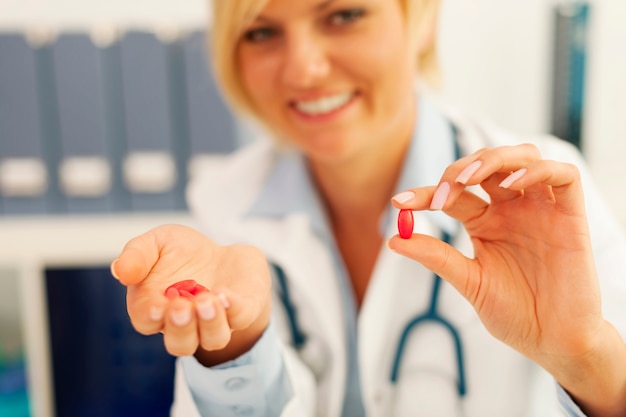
[235,0,423,165]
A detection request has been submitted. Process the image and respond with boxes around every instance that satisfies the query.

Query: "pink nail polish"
[218,293,230,309]
[430,182,450,210]
[150,306,164,321]
[171,309,191,327]
[455,160,482,184]
[110,259,120,281]
[197,300,216,321]
[392,191,415,204]
[499,168,527,189]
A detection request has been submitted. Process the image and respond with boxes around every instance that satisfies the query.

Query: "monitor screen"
[45,266,175,417]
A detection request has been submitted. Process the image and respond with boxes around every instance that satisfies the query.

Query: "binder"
[551,2,590,151]
[51,33,127,213]
[118,31,188,212]
[182,30,239,180]
[0,33,63,214]
[99,31,132,213]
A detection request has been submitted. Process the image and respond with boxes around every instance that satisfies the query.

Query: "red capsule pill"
[397,209,414,239]
[169,279,197,293]
[165,287,180,300]
[193,283,210,295]
[165,279,211,298]
[178,289,195,301]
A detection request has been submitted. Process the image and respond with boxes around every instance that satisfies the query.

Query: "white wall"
[439,0,552,136]
[0,0,208,30]
[582,1,626,223]
[0,0,624,225]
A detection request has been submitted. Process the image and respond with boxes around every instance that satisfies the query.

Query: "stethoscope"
[271,246,466,398]
[271,122,467,400]
[389,228,466,398]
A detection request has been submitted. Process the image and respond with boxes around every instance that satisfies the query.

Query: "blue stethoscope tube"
[273,263,308,349]
[272,231,467,398]
[389,230,467,397]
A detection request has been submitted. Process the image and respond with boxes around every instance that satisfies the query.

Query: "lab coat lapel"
[358,212,443,414]
[238,213,347,417]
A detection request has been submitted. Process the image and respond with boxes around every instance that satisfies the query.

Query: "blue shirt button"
[231,405,255,416]
[224,376,248,391]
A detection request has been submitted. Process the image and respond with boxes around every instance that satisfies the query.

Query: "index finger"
[392,185,490,226]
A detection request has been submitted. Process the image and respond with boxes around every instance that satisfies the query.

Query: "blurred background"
[0,0,624,416]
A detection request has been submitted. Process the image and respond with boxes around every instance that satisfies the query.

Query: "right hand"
[110,224,272,365]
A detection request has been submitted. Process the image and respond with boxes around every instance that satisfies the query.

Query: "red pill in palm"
[165,279,210,298]
[193,283,210,294]
[178,289,195,301]
[165,286,180,300]
[169,279,197,293]
[397,209,414,239]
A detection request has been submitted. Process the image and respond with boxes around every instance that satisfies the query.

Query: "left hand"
[388,144,626,416]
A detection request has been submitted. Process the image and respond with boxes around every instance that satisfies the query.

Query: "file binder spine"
[118,30,188,212]
[183,30,239,180]
[99,32,131,213]
[0,33,64,215]
[52,33,116,213]
[165,34,191,211]
[35,35,67,214]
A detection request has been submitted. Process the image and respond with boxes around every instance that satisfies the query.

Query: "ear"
[416,20,435,54]
[415,0,439,54]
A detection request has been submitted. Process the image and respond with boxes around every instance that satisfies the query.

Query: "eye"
[328,8,366,26]
[242,26,277,43]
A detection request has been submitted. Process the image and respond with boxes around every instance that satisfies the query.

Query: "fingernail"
[197,300,216,321]
[455,160,482,184]
[218,293,230,309]
[391,191,415,204]
[430,182,450,210]
[499,168,527,189]
[150,306,164,321]
[171,308,191,326]
[110,259,120,280]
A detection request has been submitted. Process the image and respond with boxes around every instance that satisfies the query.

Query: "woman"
[111,0,626,415]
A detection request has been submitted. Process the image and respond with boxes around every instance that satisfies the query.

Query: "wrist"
[546,321,626,417]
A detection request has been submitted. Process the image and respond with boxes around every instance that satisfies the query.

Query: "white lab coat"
[171,105,626,417]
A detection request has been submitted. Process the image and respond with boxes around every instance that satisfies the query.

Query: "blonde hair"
[209,0,441,119]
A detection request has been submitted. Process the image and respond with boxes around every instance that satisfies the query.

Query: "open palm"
[112,224,272,360]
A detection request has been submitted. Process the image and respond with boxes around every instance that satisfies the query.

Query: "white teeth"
[295,92,352,115]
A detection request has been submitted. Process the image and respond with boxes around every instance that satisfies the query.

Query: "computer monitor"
[44,266,175,417]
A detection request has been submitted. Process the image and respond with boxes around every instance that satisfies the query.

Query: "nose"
[280,30,330,88]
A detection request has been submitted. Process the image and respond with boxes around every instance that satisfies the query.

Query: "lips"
[292,92,354,116]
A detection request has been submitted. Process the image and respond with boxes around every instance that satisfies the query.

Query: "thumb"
[111,230,160,286]
[388,233,476,301]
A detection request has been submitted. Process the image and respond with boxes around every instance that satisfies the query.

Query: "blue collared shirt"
[181,95,586,417]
